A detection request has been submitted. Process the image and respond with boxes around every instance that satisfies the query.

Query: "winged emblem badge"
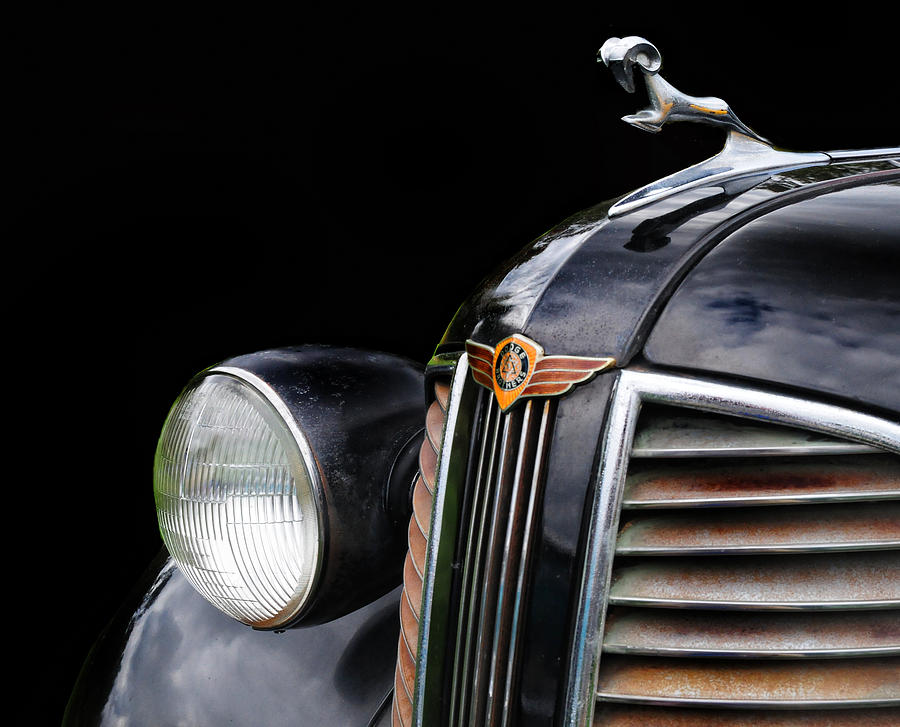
[465,334,615,411]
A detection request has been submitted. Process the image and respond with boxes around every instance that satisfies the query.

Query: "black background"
[11,7,898,724]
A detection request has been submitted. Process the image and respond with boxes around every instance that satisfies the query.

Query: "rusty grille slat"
[631,406,882,458]
[395,664,413,726]
[596,656,900,707]
[616,501,900,555]
[603,608,900,658]
[392,383,447,727]
[594,704,900,726]
[399,593,418,658]
[594,404,900,724]
[609,551,900,609]
[623,454,900,509]
[411,475,432,538]
[408,516,428,577]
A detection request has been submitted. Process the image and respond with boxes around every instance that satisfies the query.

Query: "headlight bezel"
[153,346,425,629]
[154,365,328,629]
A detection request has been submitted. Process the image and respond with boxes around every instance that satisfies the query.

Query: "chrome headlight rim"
[156,364,328,630]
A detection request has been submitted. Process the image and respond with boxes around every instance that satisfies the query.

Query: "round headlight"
[154,370,323,628]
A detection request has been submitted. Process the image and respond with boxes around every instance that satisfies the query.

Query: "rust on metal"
[603,608,900,657]
[403,552,423,617]
[397,636,417,698]
[392,381,446,727]
[596,655,900,705]
[616,502,900,555]
[609,551,900,608]
[408,514,428,577]
[630,405,881,459]
[418,435,438,494]
[594,704,900,726]
[434,380,451,412]
[394,666,413,726]
[426,398,445,453]
[412,475,433,538]
[623,455,900,508]
[399,591,418,658]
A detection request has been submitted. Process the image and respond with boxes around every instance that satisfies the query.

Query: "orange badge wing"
[520,354,616,397]
[465,340,496,391]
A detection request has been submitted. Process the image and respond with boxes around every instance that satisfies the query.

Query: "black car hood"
[644,179,900,416]
[437,157,900,416]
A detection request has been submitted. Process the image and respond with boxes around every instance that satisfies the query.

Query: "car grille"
[396,365,900,726]
[444,393,555,727]
[591,400,900,725]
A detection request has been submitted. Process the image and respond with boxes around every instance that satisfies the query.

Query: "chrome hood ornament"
[599,36,767,143]
[598,35,830,217]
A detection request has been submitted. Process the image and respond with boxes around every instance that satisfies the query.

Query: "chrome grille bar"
[499,399,555,727]
[449,393,501,726]
[448,399,555,725]
[469,406,524,725]
[437,392,555,726]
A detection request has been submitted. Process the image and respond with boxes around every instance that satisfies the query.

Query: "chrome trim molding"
[412,354,470,725]
[562,368,900,727]
[607,130,829,217]
[826,146,900,161]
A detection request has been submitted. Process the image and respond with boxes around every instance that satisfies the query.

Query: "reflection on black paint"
[706,292,776,332]
[625,191,732,253]
[333,598,400,702]
[64,555,401,726]
[645,181,900,413]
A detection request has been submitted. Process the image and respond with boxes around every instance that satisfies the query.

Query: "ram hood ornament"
[598,35,829,217]
[599,36,768,143]
[466,335,615,411]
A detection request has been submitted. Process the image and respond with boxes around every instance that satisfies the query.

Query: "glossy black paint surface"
[440,159,900,375]
[65,552,399,726]
[644,181,900,416]
[216,346,424,625]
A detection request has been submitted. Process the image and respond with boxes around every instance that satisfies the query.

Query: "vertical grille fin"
[392,383,447,727]
[448,398,555,727]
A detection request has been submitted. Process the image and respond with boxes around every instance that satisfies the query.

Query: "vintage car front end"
[66,36,900,727]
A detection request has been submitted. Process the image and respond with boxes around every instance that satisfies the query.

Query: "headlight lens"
[154,372,322,628]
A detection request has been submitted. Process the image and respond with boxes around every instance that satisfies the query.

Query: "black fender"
[64,551,398,726]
